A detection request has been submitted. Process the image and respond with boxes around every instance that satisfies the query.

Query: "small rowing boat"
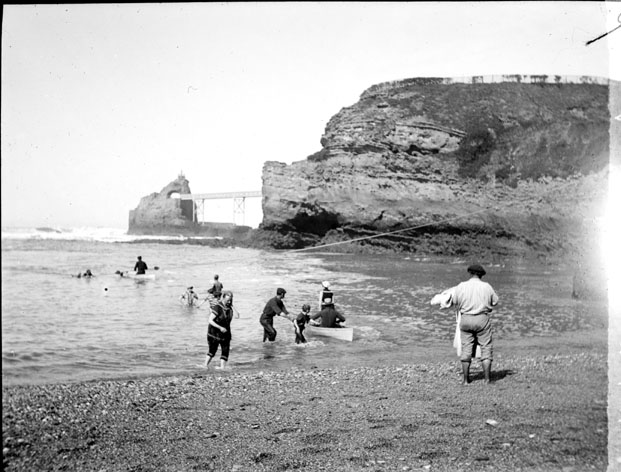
[307,325,353,342]
[116,272,156,280]
[132,273,156,280]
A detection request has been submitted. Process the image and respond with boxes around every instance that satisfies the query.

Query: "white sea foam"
[1,226,222,243]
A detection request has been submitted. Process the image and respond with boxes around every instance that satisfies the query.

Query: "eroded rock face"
[128,175,256,239]
[128,175,194,234]
[260,78,611,259]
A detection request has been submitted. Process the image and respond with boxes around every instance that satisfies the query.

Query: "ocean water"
[1,227,606,386]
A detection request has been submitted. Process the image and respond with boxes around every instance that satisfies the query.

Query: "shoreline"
[3,326,613,471]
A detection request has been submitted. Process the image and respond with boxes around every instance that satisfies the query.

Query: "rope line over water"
[287,176,590,253]
[287,207,492,253]
[201,175,590,267]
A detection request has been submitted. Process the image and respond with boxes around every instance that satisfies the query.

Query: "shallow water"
[1,238,605,386]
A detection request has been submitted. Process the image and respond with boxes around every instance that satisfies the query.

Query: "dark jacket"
[261,296,288,321]
[311,305,346,328]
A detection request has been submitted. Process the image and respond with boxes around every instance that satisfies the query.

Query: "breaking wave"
[1,227,221,244]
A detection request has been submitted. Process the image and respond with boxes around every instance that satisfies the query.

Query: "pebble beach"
[2,326,612,472]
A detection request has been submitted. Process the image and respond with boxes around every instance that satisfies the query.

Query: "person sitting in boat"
[180,286,200,307]
[310,298,346,328]
[319,281,334,310]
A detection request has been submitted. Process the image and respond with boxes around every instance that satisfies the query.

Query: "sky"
[2,2,620,229]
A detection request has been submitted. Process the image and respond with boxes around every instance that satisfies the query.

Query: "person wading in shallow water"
[134,256,148,275]
[260,288,289,342]
[447,264,499,385]
[291,304,311,344]
[203,291,238,369]
[208,274,223,298]
[180,286,199,307]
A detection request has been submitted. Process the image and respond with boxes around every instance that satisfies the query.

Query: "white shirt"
[452,277,499,315]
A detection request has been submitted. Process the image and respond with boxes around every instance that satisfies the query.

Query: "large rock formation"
[128,174,194,233]
[128,174,253,239]
[260,77,612,264]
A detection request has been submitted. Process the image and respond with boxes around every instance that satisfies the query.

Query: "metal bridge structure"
[179,191,262,226]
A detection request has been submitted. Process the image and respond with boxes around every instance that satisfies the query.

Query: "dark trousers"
[260,318,277,342]
[295,326,306,344]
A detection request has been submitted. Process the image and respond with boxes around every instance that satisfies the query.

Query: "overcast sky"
[2,2,620,229]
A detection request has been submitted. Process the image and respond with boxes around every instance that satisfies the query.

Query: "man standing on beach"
[448,264,499,385]
[260,288,289,342]
[134,256,148,275]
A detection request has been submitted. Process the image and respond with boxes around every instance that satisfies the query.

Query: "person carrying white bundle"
[430,264,499,385]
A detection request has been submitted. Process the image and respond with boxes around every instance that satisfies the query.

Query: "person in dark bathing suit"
[203,291,238,369]
[293,304,311,344]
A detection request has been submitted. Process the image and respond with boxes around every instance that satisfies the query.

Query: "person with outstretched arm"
[443,264,499,385]
[259,288,289,342]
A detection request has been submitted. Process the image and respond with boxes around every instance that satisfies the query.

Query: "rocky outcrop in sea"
[127,174,254,240]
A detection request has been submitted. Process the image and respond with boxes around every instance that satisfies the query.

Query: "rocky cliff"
[260,77,613,263]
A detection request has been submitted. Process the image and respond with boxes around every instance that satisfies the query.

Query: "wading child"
[180,286,199,307]
[293,304,311,344]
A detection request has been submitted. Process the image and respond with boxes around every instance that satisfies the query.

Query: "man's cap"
[467,264,486,276]
[187,286,194,290]
[321,281,331,289]
[277,287,287,296]
[221,290,233,297]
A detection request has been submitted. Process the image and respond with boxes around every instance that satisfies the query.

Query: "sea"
[1,226,607,387]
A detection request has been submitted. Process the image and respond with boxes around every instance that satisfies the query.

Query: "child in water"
[293,304,311,344]
[180,286,200,307]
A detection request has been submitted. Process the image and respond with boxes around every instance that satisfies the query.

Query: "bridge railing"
[179,191,261,226]
[179,191,261,200]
